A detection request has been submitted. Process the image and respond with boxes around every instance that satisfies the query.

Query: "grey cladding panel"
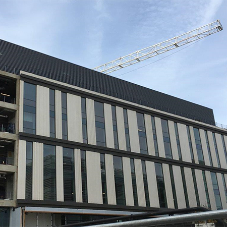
[0,39,215,125]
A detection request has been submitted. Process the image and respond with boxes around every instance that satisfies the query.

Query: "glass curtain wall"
[141,160,150,207]
[113,156,125,205]
[123,109,131,151]
[100,154,108,204]
[193,128,205,165]
[151,116,159,156]
[155,163,167,208]
[62,92,68,140]
[221,135,227,164]
[26,141,33,199]
[112,106,119,149]
[94,101,106,146]
[49,89,55,138]
[161,119,172,159]
[130,159,138,206]
[174,123,182,160]
[137,113,148,154]
[81,98,88,144]
[81,150,88,203]
[43,144,56,201]
[23,82,36,134]
[211,172,222,210]
[186,126,195,163]
[63,147,75,201]
[204,131,213,166]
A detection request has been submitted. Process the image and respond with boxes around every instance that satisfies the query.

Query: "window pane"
[44,144,56,201]
[63,148,75,201]
[26,141,33,199]
[100,154,108,204]
[113,156,125,205]
[81,150,88,203]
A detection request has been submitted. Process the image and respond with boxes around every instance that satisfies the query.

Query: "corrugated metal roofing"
[0,39,215,125]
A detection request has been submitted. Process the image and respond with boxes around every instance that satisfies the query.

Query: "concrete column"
[32,142,43,200]
[217,173,227,209]
[122,157,134,206]
[86,151,102,204]
[207,131,218,167]
[74,149,82,203]
[172,166,186,208]
[19,80,24,132]
[86,98,96,145]
[184,167,197,207]
[67,94,83,143]
[144,114,155,156]
[155,117,165,158]
[146,161,159,208]
[215,133,227,169]
[134,159,146,207]
[178,124,191,162]
[127,110,140,153]
[36,85,50,137]
[55,90,62,139]
[116,106,126,151]
[56,146,64,202]
[162,164,174,209]
[195,169,207,207]
[199,129,211,166]
[104,103,114,149]
[17,140,26,199]
[105,154,116,205]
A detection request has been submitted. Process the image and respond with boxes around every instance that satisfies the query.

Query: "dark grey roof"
[0,39,215,125]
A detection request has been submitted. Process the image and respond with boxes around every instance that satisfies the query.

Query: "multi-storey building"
[0,39,227,227]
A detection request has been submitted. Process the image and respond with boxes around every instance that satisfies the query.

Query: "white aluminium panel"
[56,146,64,202]
[155,117,165,158]
[144,114,155,156]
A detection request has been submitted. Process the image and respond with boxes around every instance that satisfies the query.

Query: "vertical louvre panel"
[56,146,64,202]
[104,103,114,148]
[116,106,126,150]
[18,140,26,199]
[19,80,24,132]
[86,99,96,145]
[75,149,83,203]
[144,114,155,156]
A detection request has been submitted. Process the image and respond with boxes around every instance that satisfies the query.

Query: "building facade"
[0,39,227,226]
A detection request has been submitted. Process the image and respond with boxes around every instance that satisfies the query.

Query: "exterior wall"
[16,75,227,214]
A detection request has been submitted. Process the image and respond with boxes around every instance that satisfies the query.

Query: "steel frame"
[94,20,223,74]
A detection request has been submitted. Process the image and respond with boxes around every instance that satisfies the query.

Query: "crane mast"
[94,20,223,74]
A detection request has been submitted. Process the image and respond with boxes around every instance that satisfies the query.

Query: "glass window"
[221,135,227,165]
[62,93,68,140]
[211,172,222,210]
[113,156,125,205]
[212,133,221,168]
[81,98,88,144]
[193,128,204,165]
[23,82,36,134]
[95,101,106,147]
[123,109,131,151]
[43,144,56,201]
[137,113,148,154]
[174,123,182,160]
[141,160,150,207]
[112,106,119,149]
[161,119,172,159]
[81,150,88,203]
[180,167,189,208]
[191,169,200,206]
[50,89,55,138]
[221,174,227,203]
[202,170,211,209]
[63,147,75,201]
[26,141,33,199]
[204,131,213,166]
[151,116,159,156]
[130,159,138,206]
[169,165,178,209]
[186,126,195,163]
[100,154,108,204]
[155,163,167,208]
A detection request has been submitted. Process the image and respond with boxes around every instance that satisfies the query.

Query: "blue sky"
[0,0,226,125]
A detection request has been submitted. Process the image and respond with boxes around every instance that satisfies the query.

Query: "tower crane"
[94,20,223,74]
